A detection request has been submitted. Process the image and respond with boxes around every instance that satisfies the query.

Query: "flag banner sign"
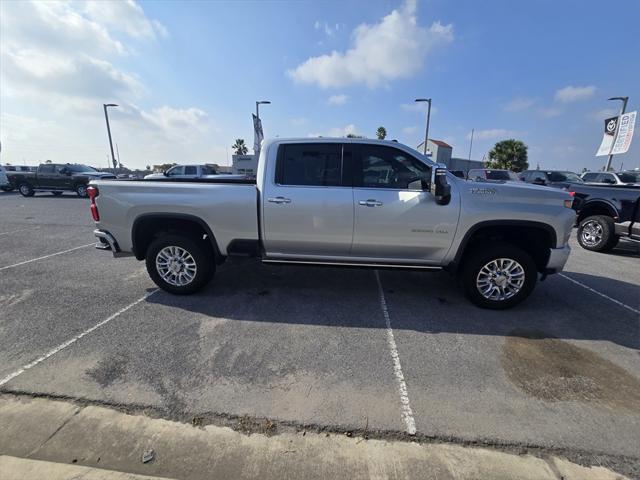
[611,111,636,155]
[252,114,264,155]
[596,116,619,156]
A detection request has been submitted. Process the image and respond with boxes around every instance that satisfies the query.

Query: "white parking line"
[0,244,94,272]
[0,290,158,387]
[0,227,38,237]
[559,273,639,316]
[374,270,417,435]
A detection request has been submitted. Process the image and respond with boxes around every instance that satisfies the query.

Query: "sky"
[1,0,639,171]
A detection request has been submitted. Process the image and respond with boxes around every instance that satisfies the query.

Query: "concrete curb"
[0,456,175,480]
[0,395,629,480]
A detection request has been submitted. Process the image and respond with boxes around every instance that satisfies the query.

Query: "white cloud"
[554,85,596,103]
[308,124,360,137]
[0,1,218,169]
[504,97,535,112]
[328,94,348,106]
[468,129,517,140]
[1,1,126,56]
[289,1,453,88]
[83,0,168,40]
[538,107,563,118]
[314,20,337,37]
[329,124,358,137]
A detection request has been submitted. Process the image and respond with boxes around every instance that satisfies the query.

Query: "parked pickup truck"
[9,163,116,197]
[568,183,640,252]
[90,138,575,309]
[144,164,219,180]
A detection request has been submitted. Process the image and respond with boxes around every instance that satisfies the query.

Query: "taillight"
[87,186,99,221]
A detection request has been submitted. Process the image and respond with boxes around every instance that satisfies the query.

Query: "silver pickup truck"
[90,138,574,309]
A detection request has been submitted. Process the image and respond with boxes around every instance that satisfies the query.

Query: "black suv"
[519,170,583,189]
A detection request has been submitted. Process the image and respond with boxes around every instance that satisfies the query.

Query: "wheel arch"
[576,200,618,223]
[131,213,223,263]
[450,220,556,274]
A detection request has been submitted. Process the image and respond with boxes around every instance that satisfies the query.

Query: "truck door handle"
[358,199,383,207]
[268,196,292,204]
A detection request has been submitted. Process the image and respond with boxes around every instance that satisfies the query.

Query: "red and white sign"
[611,111,636,155]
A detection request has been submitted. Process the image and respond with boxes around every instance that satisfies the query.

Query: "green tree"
[487,139,529,172]
[376,126,387,140]
[232,138,248,155]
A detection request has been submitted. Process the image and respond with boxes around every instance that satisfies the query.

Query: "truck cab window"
[277,144,342,186]
[184,166,197,175]
[40,165,54,174]
[358,145,429,190]
[167,166,183,176]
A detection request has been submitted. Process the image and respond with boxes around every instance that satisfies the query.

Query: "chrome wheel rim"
[77,186,87,196]
[20,185,30,195]
[156,246,197,286]
[581,220,603,247]
[476,258,525,301]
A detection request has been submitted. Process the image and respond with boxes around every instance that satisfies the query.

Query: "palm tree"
[487,139,529,172]
[376,126,387,140]
[232,139,248,155]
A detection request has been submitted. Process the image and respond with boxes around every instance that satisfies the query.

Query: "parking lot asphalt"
[1,191,639,474]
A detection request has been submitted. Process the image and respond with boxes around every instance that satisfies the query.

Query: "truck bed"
[92,180,259,255]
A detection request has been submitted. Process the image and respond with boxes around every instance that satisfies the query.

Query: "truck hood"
[74,171,117,179]
[459,178,572,205]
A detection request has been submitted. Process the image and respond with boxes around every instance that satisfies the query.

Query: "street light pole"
[468,128,474,161]
[415,98,432,155]
[103,103,118,173]
[605,96,629,172]
[256,100,271,119]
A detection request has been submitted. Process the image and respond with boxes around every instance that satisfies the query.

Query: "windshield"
[485,170,518,181]
[548,171,582,183]
[67,164,98,173]
[619,172,640,183]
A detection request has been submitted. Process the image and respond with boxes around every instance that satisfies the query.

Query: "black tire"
[145,234,214,295]
[75,184,88,198]
[577,215,618,252]
[52,191,63,196]
[18,183,34,197]
[460,243,537,310]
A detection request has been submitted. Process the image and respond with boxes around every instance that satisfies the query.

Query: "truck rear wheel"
[145,234,214,295]
[460,243,537,310]
[18,183,34,197]
[577,215,618,252]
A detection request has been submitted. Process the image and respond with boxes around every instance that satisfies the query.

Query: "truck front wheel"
[146,234,214,295]
[460,243,537,310]
[18,183,35,197]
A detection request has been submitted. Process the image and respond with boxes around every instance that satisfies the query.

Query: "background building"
[232,154,257,175]
[416,139,484,172]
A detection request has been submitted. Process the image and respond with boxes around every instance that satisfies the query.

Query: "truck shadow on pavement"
[146,259,639,351]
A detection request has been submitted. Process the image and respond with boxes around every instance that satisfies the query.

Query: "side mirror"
[430,167,451,205]
[59,168,69,175]
[533,178,546,185]
[163,170,168,177]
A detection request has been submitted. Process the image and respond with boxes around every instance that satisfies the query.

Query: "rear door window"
[184,166,197,175]
[276,143,343,186]
[39,165,55,174]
